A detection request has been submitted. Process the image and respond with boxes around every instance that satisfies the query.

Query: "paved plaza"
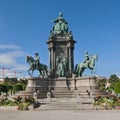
[0,110,120,120]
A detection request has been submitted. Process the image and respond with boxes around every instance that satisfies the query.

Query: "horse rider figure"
[34,53,40,69]
[83,52,90,68]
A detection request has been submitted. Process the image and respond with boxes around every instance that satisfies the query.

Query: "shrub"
[0,84,8,95]
[17,102,29,110]
[13,84,23,92]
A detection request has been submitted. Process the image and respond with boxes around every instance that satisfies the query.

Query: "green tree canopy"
[13,84,23,92]
[109,74,119,84]
[97,78,107,90]
[114,82,120,94]
[0,84,8,94]
[4,77,18,85]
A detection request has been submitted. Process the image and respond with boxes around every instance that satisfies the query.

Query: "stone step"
[38,103,92,110]
[14,91,47,99]
[51,90,93,98]
[37,97,94,110]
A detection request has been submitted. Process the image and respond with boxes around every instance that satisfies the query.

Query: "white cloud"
[0,44,20,50]
[0,44,29,78]
[13,64,28,70]
[0,51,27,66]
[0,54,16,65]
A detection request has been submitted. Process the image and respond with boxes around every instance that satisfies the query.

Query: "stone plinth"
[49,77,74,91]
[50,76,99,91]
[26,77,48,92]
[75,76,98,92]
[25,78,36,92]
[15,77,49,99]
[49,76,103,98]
[15,76,105,99]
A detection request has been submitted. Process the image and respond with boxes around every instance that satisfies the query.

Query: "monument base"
[75,76,98,91]
[50,76,99,91]
[15,77,49,99]
[15,76,106,99]
[50,76,106,98]
[26,77,48,92]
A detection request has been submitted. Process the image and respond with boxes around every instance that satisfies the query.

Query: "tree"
[109,74,119,84]
[109,74,120,91]
[4,77,10,84]
[7,84,13,95]
[0,84,8,95]
[9,78,18,85]
[19,79,28,85]
[97,79,107,91]
[4,77,18,85]
[114,82,120,94]
[13,84,23,92]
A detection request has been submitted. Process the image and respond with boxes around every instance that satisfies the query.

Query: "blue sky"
[0,0,120,78]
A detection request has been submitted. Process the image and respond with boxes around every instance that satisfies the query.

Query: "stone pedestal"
[49,77,73,91]
[26,78,36,92]
[15,77,49,99]
[75,76,98,92]
[49,76,104,98]
[15,76,105,99]
[26,77,48,92]
[50,76,99,91]
[47,33,76,78]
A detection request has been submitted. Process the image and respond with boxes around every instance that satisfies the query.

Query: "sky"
[0,0,120,78]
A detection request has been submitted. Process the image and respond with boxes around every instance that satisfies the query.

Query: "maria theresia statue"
[26,53,48,77]
[75,52,98,77]
[52,12,68,34]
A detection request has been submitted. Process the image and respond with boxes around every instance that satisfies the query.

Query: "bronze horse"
[75,54,98,77]
[26,56,48,77]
